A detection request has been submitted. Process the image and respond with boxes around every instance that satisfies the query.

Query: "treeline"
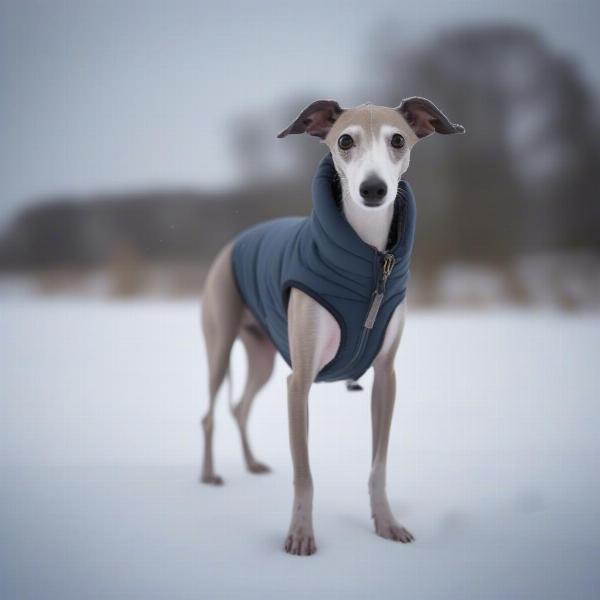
[0,180,311,271]
[1,24,599,280]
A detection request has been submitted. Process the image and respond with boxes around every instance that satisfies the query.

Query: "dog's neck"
[336,177,395,252]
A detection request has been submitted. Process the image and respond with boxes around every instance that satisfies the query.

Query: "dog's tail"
[346,378,363,392]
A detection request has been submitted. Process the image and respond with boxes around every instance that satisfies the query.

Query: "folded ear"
[277,100,344,139]
[397,97,465,139]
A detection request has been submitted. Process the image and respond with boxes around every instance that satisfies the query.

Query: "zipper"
[338,251,396,376]
[364,253,395,329]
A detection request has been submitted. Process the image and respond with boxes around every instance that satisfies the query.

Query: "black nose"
[359,175,387,205]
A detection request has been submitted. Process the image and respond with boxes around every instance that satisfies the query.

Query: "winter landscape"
[1,298,599,598]
[2,1,600,597]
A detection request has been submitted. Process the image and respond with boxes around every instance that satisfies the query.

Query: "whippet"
[200,98,464,555]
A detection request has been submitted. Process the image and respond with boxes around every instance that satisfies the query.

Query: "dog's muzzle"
[359,175,387,207]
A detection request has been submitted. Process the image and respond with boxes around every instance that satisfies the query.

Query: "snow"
[1,299,599,599]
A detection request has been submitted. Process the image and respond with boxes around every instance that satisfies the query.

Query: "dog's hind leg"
[200,242,243,485]
[231,321,276,474]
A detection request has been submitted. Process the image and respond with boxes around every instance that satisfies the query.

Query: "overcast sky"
[1,0,599,226]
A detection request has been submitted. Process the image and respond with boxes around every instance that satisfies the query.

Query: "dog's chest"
[231,152,416,382]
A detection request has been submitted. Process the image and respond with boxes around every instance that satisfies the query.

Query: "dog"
[200,98,464,555]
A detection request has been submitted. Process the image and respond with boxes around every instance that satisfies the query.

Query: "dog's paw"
[284,531,316,556]
[247,461,272,474]
[200,473,224,486]
[373,517,414,543]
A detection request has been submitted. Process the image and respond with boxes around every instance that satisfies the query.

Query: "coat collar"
[310,152,416,265]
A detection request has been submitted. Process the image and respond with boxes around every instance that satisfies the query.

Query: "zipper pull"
[381,253,395,286]
[365,253,396,329]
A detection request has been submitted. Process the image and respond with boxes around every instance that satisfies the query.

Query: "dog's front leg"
[284,288,340,556]
[369,302,414,543]
[284,370,316,555]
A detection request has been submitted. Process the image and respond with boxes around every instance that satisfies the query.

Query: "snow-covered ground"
[1,299,599,599]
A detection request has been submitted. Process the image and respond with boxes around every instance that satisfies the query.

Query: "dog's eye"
[391,133,405,149]
[337,134,354,150]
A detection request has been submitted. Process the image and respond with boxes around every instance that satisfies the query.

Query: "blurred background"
[1,0,599,308]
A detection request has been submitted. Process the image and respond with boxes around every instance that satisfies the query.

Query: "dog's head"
[278,99,464,210]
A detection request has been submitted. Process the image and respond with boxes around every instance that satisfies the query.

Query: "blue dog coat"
[231,152,416,382]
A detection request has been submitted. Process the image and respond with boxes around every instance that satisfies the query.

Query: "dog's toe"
[200,473,224,485]
[284,533,316,556]
[248,461,272,474]
[390,525,414,543]
[374,519,414,544]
